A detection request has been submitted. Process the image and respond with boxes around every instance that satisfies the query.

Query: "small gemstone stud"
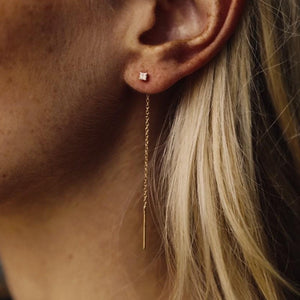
[139,72,148,81]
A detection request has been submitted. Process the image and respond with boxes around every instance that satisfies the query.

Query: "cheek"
[0,62,123,202]
[0,0,124,200]
[0,0,117,65]
[0,0,67,183]
[0,1,67,66]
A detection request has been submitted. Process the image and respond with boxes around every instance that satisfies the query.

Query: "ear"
[123,0,246,94]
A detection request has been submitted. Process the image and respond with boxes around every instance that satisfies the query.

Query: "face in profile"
[0,1,298,300]
[0,0,129,201]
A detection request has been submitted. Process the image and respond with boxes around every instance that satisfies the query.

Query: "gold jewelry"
[139,71,150,250]
[143,94,150,250]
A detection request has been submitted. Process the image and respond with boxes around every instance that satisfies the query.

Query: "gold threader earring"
[139,72,150,250]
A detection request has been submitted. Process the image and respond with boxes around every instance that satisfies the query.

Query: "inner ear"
[140,0,210,45]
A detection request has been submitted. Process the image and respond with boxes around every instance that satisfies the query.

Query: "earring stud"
[139,72,149,82]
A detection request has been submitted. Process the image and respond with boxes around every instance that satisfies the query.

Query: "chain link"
[143,94,150,250]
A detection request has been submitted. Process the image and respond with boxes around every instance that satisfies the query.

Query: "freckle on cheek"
[47,46,54,54]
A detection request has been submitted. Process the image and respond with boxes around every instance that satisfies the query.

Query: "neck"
[0,91,170,300]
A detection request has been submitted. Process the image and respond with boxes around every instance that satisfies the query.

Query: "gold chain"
[143,94,150,250]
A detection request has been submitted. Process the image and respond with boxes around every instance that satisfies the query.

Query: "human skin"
[0,1,127,200]
[0,1,245,299]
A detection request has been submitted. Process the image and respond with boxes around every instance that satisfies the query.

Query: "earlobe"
[123,0,246,94]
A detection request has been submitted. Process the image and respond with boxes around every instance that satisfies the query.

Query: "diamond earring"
[139,72,149,82]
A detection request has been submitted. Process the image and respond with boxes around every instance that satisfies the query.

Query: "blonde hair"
[150,1,300,299]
